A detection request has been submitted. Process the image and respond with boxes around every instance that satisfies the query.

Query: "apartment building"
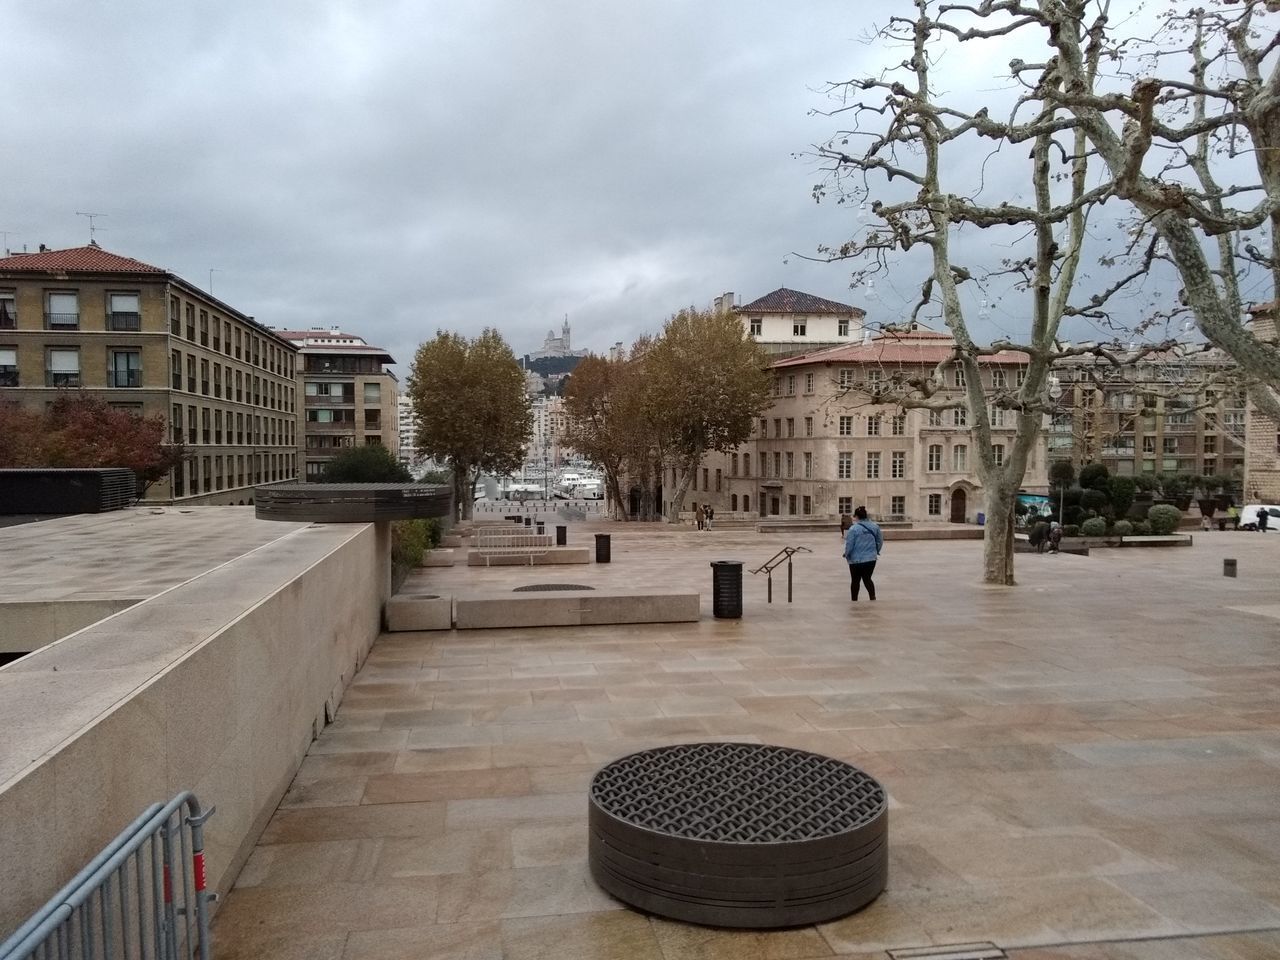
[277,329,398,480]
[668,329,1049,523]
[1243,302,1280,501]
[713,288,866,359]
[0,243,298,503]
[1049,348,1247,481]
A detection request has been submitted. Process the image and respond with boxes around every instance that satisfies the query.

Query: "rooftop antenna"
[75,211,108,243]
[209,268,221,295]
[0,230,14,255]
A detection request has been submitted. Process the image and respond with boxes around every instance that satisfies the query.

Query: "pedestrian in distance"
[843,505,883,601]
[1259,506,1270,533]
[705,505,714,531]
[1048,521,1062,554]
[695,504,705,531]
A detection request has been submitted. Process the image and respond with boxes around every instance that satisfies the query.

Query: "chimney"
[39,243,48,253]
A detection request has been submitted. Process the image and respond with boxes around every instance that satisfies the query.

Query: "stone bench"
[385,593,453,631]
[454,589,699,629]
[465,547,590,566]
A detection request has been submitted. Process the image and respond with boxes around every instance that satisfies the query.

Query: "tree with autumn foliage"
[0,396,188,493]
[406,328,532,520]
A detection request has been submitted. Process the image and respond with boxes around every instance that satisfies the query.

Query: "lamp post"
[1048,375,1064,526]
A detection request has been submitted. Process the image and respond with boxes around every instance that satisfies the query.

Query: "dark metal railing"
[107,312,142,331]
[751,546,812,603]
[46,372,81,387]
[109,370,142,388]
[44,313,80,329]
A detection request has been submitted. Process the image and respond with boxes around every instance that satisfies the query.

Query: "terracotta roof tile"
[772,333,1028,368]
[0,244,167,275]
[737,287,863,316]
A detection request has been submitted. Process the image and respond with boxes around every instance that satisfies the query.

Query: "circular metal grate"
[591,742,884,843]
[513,583,594,592]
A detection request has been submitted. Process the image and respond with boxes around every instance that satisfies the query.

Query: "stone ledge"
[454,590,699,629]
[422,549,456,567]
[385,594,453,631]
[466,547,590,566]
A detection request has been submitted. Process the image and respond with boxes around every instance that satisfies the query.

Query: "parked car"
[1239,504,1280,532]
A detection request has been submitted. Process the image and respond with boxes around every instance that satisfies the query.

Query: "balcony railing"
[44,313,80,329]
[305,394,355,406]
[305,421,358,432]
[46,371,81,387]
[109,370,142,388]
[0,311,15,330]
[107,312,142,331]
[0,369,17,387]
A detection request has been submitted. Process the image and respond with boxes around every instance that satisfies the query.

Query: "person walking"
[1259,506,1270,533]
[843,505,883,601]
[705,505,714,531]
[694,504,705,531]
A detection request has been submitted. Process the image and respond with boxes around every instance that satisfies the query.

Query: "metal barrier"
[750,546,812,603]
[0,793,215,960]
[474,527,554,566]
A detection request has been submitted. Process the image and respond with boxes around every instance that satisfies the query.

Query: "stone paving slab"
[212,526,1280,959]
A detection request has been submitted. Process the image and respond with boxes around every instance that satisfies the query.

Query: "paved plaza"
[212,525,1280,959]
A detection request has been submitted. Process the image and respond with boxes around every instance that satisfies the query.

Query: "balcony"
[305,394,355,406]
[0,370,17,387]
[0,311,14,330]
[45,372,81,387]
[44,313,80,330]
[109,370,142,388]
[306,421,358,433]
[107,312,142,331]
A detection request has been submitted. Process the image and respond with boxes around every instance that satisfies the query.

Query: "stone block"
[440,534,464,548]
[466,547,591,566]
[385,594,453,631]
[422,549,456,567]
[454,590,699,630]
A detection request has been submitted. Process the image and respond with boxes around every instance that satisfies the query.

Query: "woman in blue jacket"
[842,505,883,601]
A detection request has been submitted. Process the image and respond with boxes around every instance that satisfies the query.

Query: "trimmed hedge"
[1147,503,1182,535]
[1080,517,1108,537]
[1112,519,1133,537]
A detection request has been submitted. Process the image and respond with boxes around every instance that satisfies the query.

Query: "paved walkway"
[212,527,1280,959]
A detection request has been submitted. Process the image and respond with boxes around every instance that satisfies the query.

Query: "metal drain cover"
[588,742,888,928]
[513,583,594,592]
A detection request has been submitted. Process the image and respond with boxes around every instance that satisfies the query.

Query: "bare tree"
[806,0,1214,584]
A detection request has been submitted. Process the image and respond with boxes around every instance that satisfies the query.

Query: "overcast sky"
[3,2,1263,373]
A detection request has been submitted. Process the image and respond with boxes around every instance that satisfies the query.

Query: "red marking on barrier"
[193,851,206,892]
[163,863,173,903]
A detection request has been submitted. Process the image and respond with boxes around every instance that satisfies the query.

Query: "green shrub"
[1132,520,1152,535]
[1080,488,1110,514]
[1049,460,1076,490]
[1063,524,1081,537]
[1112,519,1133,537]
[1080,517,1108,537]
[1108,476,1137,518]
[1133,474,1160,493]
[321,445,413,483]
[1063,504,1085,527]
[1079,462,1110,491]
[1063,486,1084,507]
[1147,503,1182,535]
[391,518,433,569]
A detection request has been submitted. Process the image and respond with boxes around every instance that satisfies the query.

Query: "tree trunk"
[981,487,1018,585]
[452,461,473,521]
[665,460,696,523]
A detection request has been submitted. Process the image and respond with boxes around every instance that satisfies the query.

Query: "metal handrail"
[750,546,811,604]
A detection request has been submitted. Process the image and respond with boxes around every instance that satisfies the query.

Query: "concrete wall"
[0,521,388,937]
[0,598,142,654]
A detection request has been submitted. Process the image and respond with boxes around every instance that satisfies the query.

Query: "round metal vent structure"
[588,742,888,928]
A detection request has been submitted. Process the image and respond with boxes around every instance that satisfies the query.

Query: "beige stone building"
[277,329,399,480]
[1243,302,1280,502]
[714,287,867,359]
[670,329,1048,523]
[0,243,299,503]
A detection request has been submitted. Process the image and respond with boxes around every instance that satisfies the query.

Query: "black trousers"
[849,560,877,600]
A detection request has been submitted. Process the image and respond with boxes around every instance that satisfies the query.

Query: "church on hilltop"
[528,318,588,361]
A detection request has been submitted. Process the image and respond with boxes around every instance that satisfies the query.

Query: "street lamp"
[1048,375,1064,527]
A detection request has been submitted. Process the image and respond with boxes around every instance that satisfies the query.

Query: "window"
[952,408,967,427]
[805,417,813,437]
[108,293,141,331]
[186,356,196,393]
[992,443,1005,466]
[213,364,222,398]
[109,349,142,387]
[759,418,768,437]
[201,408,211,444]
[954,365,966,387]
[773,376,782,397]
[804,373,814,393]
[927,444,942,471]
[838,368,855,388]
[787,375,796,395]
[788,494,797,515]
[715,468,722,492]
[837,452,852,479]
[45,292,79,329]
[0,291,15,329]
[743,494,750,512]
[793,319,807,337]
[0,347,16,386]
[171,350,182,389]
[200,359,210,395]
[785,452,794,478]
[953,445,968,471]
[928,494,942,516]
[867,415,881,436]
[891,414,905,436]
[1016,368,1027,387]
[185,304,195,340]
[989,406,1006,428]
[991,369,1006,388]
[786,418,794,438]
[364,382,381,403]
[199,311,209,346]
[774,418,782,437]
[749,317,762,336]
[1203,435,1217,454]
[731,453,739,477]
[235,370,243,402]
[866,451,881,479]
[743,454,750,478]
[234,328,242,358]
[773,452,781,477]
[838,319,849,337]
[169,297,180,335]
[891,451,905,478]
[46,348,80,386]
[839,416,854,437]
[839,496,853,516]
[214,410,223,444]
[759,452,767,476]
[891,495,905,517]
[703,467,710,490]
[223,321,231,354]
[186,406,197,444]
[867,369,882,389]
[928,410,943,427]
[1163,437,1177,454]
[803,495,812,514]
[804,452,812,479]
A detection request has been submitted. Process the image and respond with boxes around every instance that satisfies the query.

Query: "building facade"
[715,288,867,359]
[1049,348,1247,482]
[0,243,298,503]
[277,328,399,480]
[667,329,1049,523]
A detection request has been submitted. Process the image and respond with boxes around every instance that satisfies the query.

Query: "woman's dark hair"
[854,505,868,520]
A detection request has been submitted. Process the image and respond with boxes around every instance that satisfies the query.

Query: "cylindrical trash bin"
[977,512,986,526]
[556,525,567,546]
[710,560,743,619]
[595,533,611,563]
[1224,558,1237,578]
